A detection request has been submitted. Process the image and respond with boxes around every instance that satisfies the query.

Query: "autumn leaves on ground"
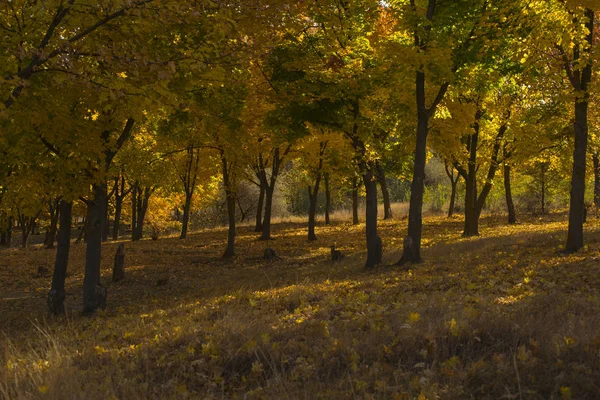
[1,212,600,399]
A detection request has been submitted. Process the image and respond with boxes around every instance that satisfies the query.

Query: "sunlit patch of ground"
[1,211,600,399]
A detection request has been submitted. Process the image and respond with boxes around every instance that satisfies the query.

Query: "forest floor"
[1,212,600,399]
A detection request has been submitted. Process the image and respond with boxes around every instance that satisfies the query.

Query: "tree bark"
[180,146,200,239]
[324,173,331,225]
[376,160,393,220]
[44,198,61,249]
[398,0,453,265]
[307,141,326,241]
[102,181,116,242]
[19,212,40,248]
[254,183,265,232]
[131,185,138,241]
[112,176,128,241]
[134,187,151,240]
[565,8,594,253]
[352,176,360,225]
[444,161,459,218]
[463,110,481,237]
[83,183,107,313]
[363,162,382,269]
[48,200,72,315]
[261,185,274,240]
[180,191,193,239]
[257,146,291,240]
[504,162,516,224]
[593,152,600,209]
[222,154,236,257]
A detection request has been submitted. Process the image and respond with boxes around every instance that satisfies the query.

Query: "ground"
[1,213,600,399]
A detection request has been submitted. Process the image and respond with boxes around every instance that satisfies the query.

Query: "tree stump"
[263,248,278,261]
[112,243,125,282]
[330,246,344,261]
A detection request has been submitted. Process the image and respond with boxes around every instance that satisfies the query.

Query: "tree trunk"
[102,181,117,242]
[254,183,265,232]
[131,186,138,241]
[324,173,331,225]
[307,182,321,241]
[376,160,393,220]
[180,192,192,239]
[83,183,108,314]
[261,186,274,240]
[112,243,125,282]
[593,152,600,209]
[113,195,123,240]
[504,163,516,224]
[444,161,459,218]
[19,213,39,248]
[463,111,481,237]
[222,155,236,257]
[565,8,593,253]
[399,107,428,263]
[135,187,151,240]
[364,162,382,269]
[307,141,326,241]
[48,200,72,315]
[449,180,457,218]
[44,198,60,249]
[352,176,359,225]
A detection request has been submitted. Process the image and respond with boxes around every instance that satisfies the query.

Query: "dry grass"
[1,212,600,399]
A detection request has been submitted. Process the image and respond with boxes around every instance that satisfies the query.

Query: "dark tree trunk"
[135,187,151,240]
[112,175,130,240]
[444,161,460,218]
[180,192,192,239]
[44,198,60,249]
[307,182,321,241]
[254,183,265,232]
[258,146,290,240]
[112,243,125,282]
[131,186,138,241]
[261,186,274,240]
[504,163,516,224]
[352,176,359,225]
[474,123,507,220]
[19,212,40,248]
[179,146,200,239]
[376,160,393,220]
[399,102,429,264]
[463,111,481,237]
[324,173,331,225]
[566,8,594,253]
[593,152,600,209]
[397,0,452,266]
[307,141,326,241]
[222,155,236,257]
[102,181,116,242]
[113,195,123,241]
[48,200,72,315]
[83,183,108,314]
[363,162,382,269]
